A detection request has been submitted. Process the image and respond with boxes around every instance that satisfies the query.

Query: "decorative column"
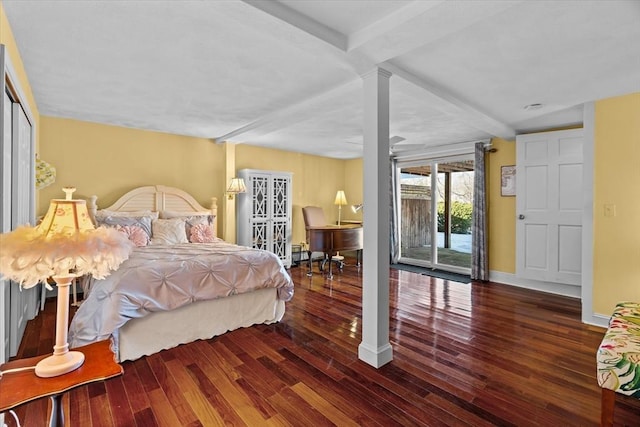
[223,142,237,243]
[358,67,393,368]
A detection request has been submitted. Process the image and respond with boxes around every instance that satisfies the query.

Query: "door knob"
[518,214,525,220]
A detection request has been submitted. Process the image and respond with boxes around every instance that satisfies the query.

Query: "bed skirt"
[117,287,285,362]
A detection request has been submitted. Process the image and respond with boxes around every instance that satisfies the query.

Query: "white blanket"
[68,242,294,349]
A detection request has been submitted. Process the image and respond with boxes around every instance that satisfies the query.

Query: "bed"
[67,185,294,362]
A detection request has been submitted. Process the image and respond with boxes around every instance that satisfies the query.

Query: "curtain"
[471,142,489,281]
[389,158,400,264]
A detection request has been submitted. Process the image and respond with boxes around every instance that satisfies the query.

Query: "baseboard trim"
[583,313,609,328]
[488,271,581,298]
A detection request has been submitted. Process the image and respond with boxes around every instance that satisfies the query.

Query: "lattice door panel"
[271,177,289,220]
[270,220,288,259]
[251,221,268,251]
[251,176,269,219]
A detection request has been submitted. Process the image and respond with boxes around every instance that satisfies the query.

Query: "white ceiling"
[3,0,639,159]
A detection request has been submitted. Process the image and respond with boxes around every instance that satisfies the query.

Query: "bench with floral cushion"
[596,302,640,426]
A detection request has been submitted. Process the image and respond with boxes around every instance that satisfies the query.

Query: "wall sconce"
[351,204,363,213]
[227,177,247,200]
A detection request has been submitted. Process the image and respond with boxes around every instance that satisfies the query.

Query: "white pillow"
[150,218,188,245]
[159,210,215,242]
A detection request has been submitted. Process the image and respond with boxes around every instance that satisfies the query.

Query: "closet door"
[9,102,36,355]
[0,45,38,359]
[1,89,12,361]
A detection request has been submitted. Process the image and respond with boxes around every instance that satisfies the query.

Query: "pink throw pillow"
[117,225,149,247]
[189,223,215,243]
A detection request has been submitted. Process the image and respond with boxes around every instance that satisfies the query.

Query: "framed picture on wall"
[501,165,516,196]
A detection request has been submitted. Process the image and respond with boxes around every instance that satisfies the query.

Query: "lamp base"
[35,350,85,378]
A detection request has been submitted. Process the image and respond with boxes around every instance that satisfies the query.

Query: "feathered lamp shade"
[0,187,133,377]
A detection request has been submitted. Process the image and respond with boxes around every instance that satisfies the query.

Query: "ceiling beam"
[234,0,516,143]
[383,61,515,139]
[350,0,523,63]
[241,0,347,51]
[347,1,446,52]
[214,79,360,143]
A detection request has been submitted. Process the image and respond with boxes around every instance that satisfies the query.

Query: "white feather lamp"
[0,187,133,377]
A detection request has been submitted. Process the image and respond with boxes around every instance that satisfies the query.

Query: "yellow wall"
[37,117,353,247]
[236,145,348,246]
[487,138,516,273]
[39,117,226,229]
[343,158,364,222]
[593,93,640,314]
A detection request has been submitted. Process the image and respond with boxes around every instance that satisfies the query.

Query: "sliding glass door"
[398,155,474,274]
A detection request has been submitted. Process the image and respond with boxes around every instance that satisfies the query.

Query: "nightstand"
[0,339,122,427]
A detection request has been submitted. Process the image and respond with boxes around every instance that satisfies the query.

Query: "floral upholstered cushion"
[597,302,640,397]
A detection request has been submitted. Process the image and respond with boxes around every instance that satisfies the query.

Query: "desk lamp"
[334,190,347,226]
[0,187,133,377]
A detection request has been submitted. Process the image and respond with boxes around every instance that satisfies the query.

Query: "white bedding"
[68,241,294,356]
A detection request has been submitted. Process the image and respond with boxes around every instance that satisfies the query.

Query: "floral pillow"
[189,223,218,243]
[116,225,149,247]
[97,215,153,242]
[184,216,214,242]
[150,218,189,245]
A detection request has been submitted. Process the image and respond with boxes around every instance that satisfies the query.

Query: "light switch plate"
[604,204,616,217]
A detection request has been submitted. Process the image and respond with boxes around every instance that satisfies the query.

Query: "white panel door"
[516,129,583,285]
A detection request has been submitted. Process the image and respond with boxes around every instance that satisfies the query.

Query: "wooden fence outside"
[400,184,431,248]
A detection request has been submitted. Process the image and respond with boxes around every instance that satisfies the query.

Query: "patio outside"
[401,232,472,268]
[400,160,474,271]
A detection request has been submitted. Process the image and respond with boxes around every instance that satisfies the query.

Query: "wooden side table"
[0,339,122,427]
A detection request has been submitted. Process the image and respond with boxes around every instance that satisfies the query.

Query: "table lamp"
[0,187,133,377]
[334,190,347,226]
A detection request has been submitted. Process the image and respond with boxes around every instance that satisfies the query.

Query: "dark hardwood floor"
[7,260,640,426]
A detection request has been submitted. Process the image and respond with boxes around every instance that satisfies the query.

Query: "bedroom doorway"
[398,155,474,275]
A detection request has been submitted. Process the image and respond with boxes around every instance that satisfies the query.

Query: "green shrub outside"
[437,201,472,234]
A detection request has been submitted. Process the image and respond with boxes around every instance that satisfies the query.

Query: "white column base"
[358,342,393,368]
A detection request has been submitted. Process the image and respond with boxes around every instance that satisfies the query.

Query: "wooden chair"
[301,206,344,273]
